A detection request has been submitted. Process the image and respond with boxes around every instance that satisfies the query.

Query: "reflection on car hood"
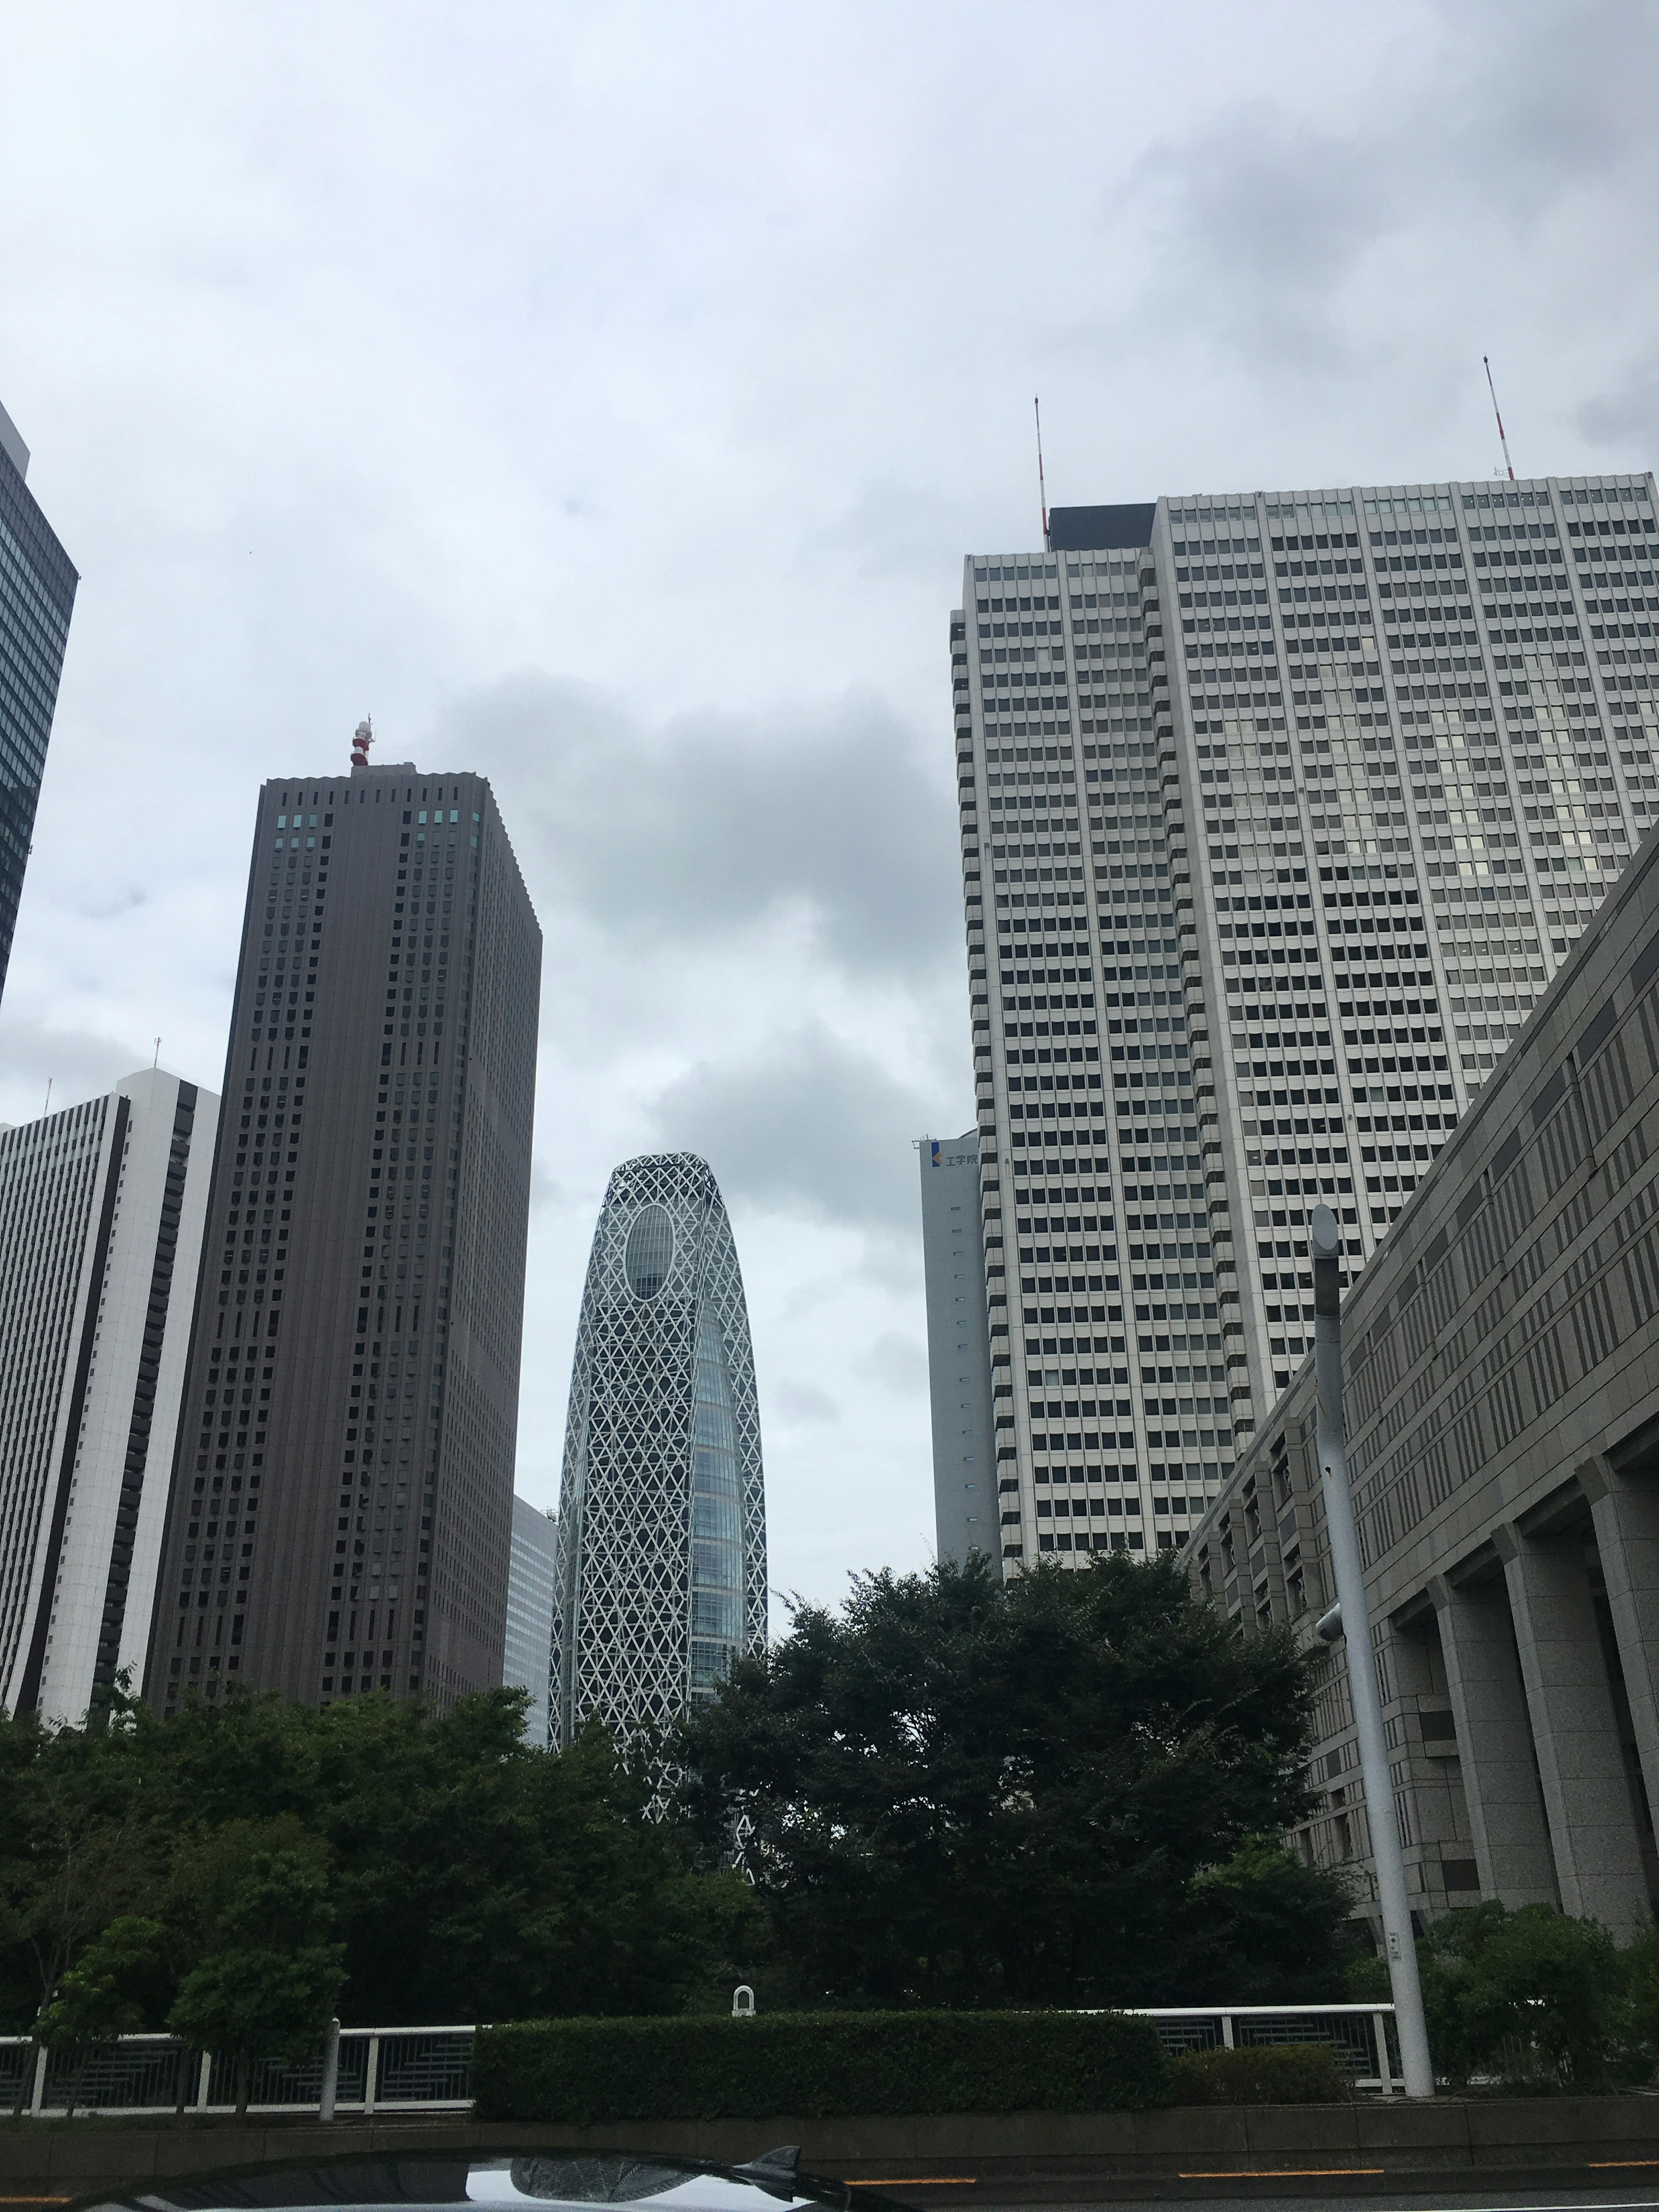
[80,2146,891,2212]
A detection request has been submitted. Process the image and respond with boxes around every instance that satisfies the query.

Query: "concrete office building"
[552,1153,766,1747]
[505,1494,557,1745]
[143,749,540,1714]
[1185,816,1659,1937]
[0,1070,215,1722]
[0,398,78,1010]
[950,473,1657,1571]
[918,1130,997,1564]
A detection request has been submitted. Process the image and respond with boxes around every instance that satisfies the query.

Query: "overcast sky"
[2,0,1655,1624]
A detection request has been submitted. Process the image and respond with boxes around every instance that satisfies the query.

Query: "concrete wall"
[1186,821,1659,1936]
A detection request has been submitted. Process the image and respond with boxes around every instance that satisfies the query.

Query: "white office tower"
[0,1069,217,1718]
[917,1131,997,1564]
[505,1493,557,1744]
[953,474,1657,1571]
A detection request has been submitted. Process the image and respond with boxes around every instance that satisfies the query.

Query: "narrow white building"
[917,1130,997,1566]
[504,1493,556,1745]
[0,1068,216,1721]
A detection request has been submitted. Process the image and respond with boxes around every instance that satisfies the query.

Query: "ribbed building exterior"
[918,1129,997,1564]
[552,1154,766,1747]
[0,397,78,1010]
[1185,810,1659,1938]
[142,755,540,1714]
[950,472,1657,1573]
[504,1493,557,1745]
[0,1070,216,1720]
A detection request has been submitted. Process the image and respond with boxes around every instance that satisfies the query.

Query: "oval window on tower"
[623,1205,674,1298]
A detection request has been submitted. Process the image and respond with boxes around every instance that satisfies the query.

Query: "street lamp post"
[1309,1204,1434,2098]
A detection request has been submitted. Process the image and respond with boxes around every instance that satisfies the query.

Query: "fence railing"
[1129,2003,1403,2094]
[0,2025,474,2118]
[0,2004,1402,2118]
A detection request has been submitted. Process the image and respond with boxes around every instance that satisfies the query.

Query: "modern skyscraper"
[0,1069,216,1721]
[142,750,541,1713]
[953,471,1657,1571]
[0,397,79,1011]
[505,1493,557,1745]
[917,1130,996,1565]
[552,1152,766,1748]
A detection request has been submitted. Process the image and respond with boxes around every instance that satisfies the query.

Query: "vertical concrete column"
[1580,1456,1659,1842]
[1495,1525,1651,1938]
[1429,1573,1557,1908]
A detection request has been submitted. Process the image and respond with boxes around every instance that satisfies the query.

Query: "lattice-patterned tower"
[551,1153,766,1747]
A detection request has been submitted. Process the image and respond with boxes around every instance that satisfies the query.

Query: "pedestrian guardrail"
[1128,2002,1403,2093]
[0,2003,1402,2117]
[0,2024,474,2117]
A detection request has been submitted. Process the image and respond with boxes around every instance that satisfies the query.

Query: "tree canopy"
[1,1555,1357,2043]
[0,1683,750,2036]
[668,1552,1355,2008]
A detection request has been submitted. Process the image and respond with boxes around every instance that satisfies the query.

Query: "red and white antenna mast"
[1483,356,1516,482]
[1034,395,1049,547]
[351,715,373,769]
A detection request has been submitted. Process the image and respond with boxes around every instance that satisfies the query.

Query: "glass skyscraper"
[504,1493,557,1744]
[551,1152,766,1747]
[0,398,78,1008]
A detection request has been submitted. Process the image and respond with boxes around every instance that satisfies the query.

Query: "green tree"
[1417,1900,1631,2087]
[2,1682,746,2036]
[167,1849,343,2117]
[670,1553,1325,2009]
[1174,1839,1360,2002]
[35,1916,168,2116]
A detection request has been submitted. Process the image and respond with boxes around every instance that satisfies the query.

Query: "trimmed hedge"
[473,2010,1175,2123]
[1172,2044,1350,2105]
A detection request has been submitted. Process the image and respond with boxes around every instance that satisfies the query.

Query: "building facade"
[0,398,78,1010]
[1186,816,1659,1939]
[552,1153,766,1747]
[951,472,1657,1571]
[0,1069,215,1721]
[142,753,541,1714]
[918,1130,997,1564]
[505,1493,557,1745]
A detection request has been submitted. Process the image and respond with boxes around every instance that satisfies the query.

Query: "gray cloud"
[771,1379,841,1426]
[1579,365,1659,454]
[445,674,962,980]
[1108,0,1659,381]
[0,1017,159,1122]
[644,1022,953,1234]
[853,1329,928,1395]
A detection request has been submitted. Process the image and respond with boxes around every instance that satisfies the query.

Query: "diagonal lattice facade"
[551,1152,766,1748]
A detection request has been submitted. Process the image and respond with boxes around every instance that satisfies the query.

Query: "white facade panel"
[918,1129,997,1565]
[0,1069,216,1719]
[953,472,1658,1573]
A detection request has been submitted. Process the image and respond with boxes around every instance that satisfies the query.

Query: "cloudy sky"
[1,0,1655,1622]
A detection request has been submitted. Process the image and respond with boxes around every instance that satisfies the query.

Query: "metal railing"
[0,2025,474,2118]
[1133,2003,1403,2093]
[0,2003,1403,2118]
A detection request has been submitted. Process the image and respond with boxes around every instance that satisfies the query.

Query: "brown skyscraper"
[144,747,540,1713]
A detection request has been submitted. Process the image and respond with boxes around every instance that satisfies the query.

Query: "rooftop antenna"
[1483,356,1515,482]
[351,715,373,769]
[1034,396,1050,547]
[42,1079,51,1119]
[153,1037,161,1069]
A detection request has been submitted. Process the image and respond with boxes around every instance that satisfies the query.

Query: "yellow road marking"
[1179,2169,1386,2180]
